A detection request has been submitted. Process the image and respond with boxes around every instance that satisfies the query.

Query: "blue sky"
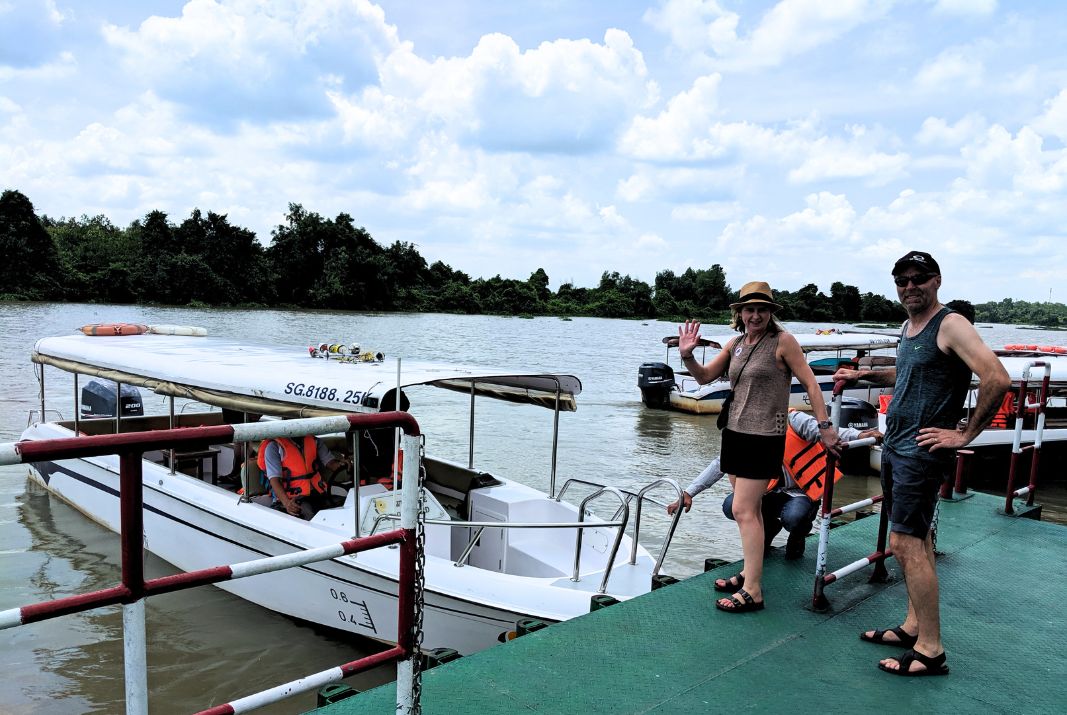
[2,1,1066,303]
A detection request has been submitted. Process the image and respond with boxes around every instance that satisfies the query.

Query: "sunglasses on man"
[893,272,937,288]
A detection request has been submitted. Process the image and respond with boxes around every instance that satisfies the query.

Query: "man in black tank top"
[833,251,1009,677]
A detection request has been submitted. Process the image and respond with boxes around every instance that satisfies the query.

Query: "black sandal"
[713,573,745,593]
[715,588,765,613]
[860,626,918,648]
[878,649,949,676]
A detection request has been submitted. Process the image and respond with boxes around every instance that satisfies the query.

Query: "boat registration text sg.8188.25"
[284,382,371,406]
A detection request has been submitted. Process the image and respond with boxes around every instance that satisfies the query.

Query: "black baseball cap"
[892,250,941,276]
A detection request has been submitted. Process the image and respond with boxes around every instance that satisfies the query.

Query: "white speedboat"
[20,331,681,655]
[638,331,899,415]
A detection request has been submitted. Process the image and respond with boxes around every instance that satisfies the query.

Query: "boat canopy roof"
[661,332,899,352]
[33,334,581,417]
[996,356,1067,386]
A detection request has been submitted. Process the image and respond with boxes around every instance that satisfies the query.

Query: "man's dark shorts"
[882,448,948,538]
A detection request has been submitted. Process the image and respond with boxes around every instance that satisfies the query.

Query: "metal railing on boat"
[368,477,685,595]
[0,412,426,715]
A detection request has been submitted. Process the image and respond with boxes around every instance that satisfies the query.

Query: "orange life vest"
[256,435,327,498]
[782,421,841,501]
[989,392,1015,429]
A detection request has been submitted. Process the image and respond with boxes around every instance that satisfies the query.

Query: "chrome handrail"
[572,487,628,594]
[556,477,671,509]
[630,479,683,576]
[558,477,685,577]
[369,512,629,588]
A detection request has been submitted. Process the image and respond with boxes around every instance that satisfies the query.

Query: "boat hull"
[21,424,654,655]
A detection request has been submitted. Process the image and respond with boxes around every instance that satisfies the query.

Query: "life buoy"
[782,420,842,501]
[80,323,149,336]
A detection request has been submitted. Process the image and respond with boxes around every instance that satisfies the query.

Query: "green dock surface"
[312,492,1065,714]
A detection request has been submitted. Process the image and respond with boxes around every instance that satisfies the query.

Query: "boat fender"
[147,324,207,336]
[79,323,149,336]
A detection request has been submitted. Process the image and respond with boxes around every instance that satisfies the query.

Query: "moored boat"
[638,331,899,415]
[19,330,684,655]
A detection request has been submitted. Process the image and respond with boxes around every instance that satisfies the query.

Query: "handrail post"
[120,451,148,715]
[1025,363,1051,507]
[953,450,972,496]
[570,487,629,593]
[812,381,845,611]
[629,479,683,576]
[1003,377,1028,514]
[395,431,422,715]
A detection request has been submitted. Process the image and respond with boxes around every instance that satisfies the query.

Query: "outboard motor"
[831,397,879,473]
[80,379,144,419]
[638,362,676,409]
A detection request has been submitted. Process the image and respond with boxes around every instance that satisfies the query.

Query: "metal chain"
[410,435,427,713]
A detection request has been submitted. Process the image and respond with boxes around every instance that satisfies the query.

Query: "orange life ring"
[80,323,149,336]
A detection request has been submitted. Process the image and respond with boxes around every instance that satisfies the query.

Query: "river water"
[1,303,1064,713]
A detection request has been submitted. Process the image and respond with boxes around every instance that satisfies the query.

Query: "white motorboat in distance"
[21,332,683,655]
[638,331,899,415]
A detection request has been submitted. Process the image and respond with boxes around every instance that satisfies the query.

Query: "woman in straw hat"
[677,280,839,613]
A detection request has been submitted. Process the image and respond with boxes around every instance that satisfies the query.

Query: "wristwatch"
[817,419,832,429]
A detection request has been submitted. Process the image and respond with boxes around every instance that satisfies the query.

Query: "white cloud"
[373,29,653,154]
[1033,89,1067,143]
[788,138,909,184]
[961,125,1066,193]
[103,0,400,123]
[636,233,667,249]
[931,0,996,16]
[915,48,984,91]
[647,0,894,70]
[916,113,987,146]
[618,73,722,159]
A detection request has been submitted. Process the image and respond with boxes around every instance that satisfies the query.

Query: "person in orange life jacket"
[260,435,347,520]
[667,411,882,566]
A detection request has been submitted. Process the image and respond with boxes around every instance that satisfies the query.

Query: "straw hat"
[729,280,783,310]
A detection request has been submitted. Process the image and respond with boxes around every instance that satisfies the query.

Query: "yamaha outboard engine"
[81,379,144,419]
[831,397,879,473]
[638,362,676,409]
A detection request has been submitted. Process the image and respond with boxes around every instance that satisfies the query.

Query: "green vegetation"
[2,189,1061,326]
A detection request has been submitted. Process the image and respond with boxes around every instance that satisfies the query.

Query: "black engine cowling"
[638,362,676,409]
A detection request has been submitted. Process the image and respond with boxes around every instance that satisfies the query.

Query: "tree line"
[2,189,1063,326]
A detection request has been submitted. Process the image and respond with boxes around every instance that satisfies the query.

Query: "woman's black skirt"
[719,428,787,479]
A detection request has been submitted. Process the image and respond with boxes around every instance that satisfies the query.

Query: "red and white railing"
[0,412,424,715]
[1004,361,1052,514]
[811,381,890,612]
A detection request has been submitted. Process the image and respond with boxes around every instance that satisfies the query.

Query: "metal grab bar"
[556,477,672,509]
[454,526,485,567]
[572,487,629,594]
[629,479,684,577]
[558,477,685,577]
